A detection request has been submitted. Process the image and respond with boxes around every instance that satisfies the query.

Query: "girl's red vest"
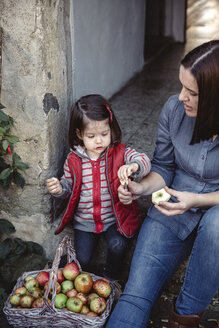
[55,144,141,237]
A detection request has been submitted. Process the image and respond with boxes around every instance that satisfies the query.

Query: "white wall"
[71,0,146,100]
[164,0,186,42]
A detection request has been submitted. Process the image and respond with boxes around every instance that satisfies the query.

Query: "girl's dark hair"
[68,94,122,149]
[181,40,219,144]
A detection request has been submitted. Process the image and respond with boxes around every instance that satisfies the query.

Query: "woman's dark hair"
[68,94,122,149]
[181,40,219,144]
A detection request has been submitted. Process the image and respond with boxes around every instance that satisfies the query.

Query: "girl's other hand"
[154,186,196,216]
[46,177,62,195]
[117,163,139,185]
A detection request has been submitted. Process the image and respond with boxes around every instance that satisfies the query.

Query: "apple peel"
[152,188,171,205]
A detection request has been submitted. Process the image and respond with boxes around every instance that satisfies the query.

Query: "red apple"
[62,262,80,281]
[66,297,83,313]
[36,271,49,287]
[74,273,93,293]
[93,279,112,298]
[44,281,61,297]
[87,311,98,317]
[76,292,87,305]
[57,269,65,283]
[90,297,106,315]
[32,297,44,308]
[20,295,35,308]
[66,288,78,298]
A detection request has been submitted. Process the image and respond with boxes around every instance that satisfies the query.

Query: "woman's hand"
[46,177,62,195]
[117,163,139,185]
[118,179,144,205]
[154,186,197,216]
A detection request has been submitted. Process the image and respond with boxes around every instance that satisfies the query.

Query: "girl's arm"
[47,157,73,199]
[118,146,151,183]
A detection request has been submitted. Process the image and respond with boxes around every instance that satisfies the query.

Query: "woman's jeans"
[106,205,219,328]
[74,224,127,280]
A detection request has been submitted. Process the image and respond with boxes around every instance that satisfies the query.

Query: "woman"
[106,40,219,328]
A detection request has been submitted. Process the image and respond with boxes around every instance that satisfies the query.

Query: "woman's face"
[178,65,199,117]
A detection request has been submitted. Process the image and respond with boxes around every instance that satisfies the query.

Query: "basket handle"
[40,236,81,314]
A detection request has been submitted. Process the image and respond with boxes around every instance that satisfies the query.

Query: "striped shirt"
[56,145,151,233]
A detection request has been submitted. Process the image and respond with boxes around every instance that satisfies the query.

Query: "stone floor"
[1,0,219,326]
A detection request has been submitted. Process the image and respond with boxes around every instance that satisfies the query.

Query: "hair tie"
[106,105,113,123]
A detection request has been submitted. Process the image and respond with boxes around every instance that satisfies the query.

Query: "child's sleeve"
[124,146,151,179]
[52,158,73,199]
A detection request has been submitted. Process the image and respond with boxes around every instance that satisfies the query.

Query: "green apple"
[90,297,106,315]
[61,280,74,294]
[24,278,39,291]
[10,294,21,307]
[54,293,67,309]
[66,297,83,313]
[152,188,171,205]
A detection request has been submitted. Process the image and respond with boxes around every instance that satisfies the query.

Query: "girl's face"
[76,118,111,159]
[178,65,199,118]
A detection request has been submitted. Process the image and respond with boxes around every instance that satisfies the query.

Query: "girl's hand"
[117,163,139,185]
[46,177,62,195]
[154,186,196,216]
[118,179,144,205]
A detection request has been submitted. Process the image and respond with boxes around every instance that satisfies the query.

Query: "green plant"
[0,218,45,310]
[0,102,29,189]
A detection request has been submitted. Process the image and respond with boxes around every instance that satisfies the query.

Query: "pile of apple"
[9,262,112,317]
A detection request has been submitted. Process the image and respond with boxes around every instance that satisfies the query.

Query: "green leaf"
[14,161,29,171]
[12,153,21,164]
[0,127,6,135]
[0,174,13,189]
[14,238,27,255]
[0,219,16,234]
[0,109,9,121]
[0,238,13,260]
[26,241,44,255]
[2,140,8,151]
[14,171,25,188]
[0,167,13,180]
[5,135,19,143]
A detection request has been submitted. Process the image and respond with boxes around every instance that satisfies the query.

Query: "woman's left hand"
[154,186,197,216]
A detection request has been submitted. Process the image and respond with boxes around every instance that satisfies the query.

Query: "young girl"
[46,94,151,280]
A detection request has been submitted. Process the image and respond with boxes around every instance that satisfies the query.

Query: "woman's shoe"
[169,303,203,328]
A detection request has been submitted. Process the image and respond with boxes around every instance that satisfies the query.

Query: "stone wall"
[0,0,72,255]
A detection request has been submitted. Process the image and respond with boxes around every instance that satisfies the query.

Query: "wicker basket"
[3,236,115,328]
